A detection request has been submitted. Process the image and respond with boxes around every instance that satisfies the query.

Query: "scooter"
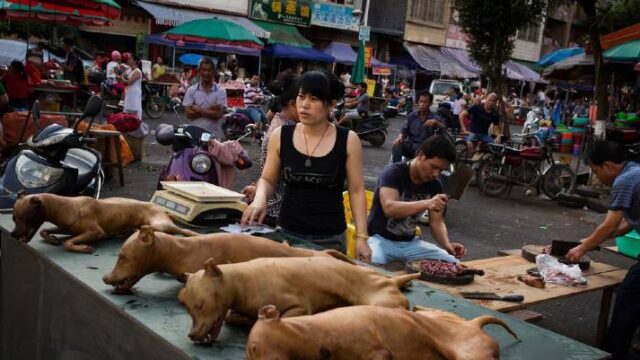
[0,96,105,211]
[334,101,389,147]
[101,80,165,119]
[221,86,274,141]
[155,99,253,189]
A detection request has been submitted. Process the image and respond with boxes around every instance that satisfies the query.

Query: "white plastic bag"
[535,254,587,286]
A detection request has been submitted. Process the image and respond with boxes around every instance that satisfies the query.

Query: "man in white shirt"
[183,57,227,139]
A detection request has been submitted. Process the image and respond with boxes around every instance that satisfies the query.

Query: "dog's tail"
[324,249,356,265]
[392,273,420,288]
[471,316,520,342]
[168,214,206,229]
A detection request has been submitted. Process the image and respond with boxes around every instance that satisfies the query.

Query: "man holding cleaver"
[365,136,467,264]
[566,141,640,360]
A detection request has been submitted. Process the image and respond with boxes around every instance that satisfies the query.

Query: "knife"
[460,292,524,302]
[445,164,474,201]
[550,240,601,257]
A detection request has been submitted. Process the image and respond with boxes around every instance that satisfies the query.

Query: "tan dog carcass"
[11,193,197,253]
[103,226,354,292]
[178,257,419,344]
[246,305,520,360]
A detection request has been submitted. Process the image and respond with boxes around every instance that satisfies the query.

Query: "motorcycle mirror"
[170,98,182,109]
[31,100,41,129]
[83,96,103,119]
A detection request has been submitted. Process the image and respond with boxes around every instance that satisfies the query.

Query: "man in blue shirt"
[391,92,443,163]
[459,93,501,155]
[338,82,370,128]
[566,141,640,359]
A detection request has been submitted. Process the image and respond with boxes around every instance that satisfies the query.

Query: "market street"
[100,112,637,351]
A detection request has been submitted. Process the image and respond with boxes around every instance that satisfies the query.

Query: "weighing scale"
[151,182,247,224]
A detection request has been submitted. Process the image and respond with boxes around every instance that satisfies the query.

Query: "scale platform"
[151,182,247,223]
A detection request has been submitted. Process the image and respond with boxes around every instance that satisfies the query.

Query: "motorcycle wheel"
[144,97,165,119]
[455,141,469,166]
[367,132,386,147]
[540,164,576,200]
[477,159,509,197]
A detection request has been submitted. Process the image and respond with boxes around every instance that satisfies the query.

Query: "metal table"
[0,215,609,359]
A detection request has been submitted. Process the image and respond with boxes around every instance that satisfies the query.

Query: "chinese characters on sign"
[373,67,392,76]
[364,46,373,68]
[311,2,359,31]
[251,0,312,26]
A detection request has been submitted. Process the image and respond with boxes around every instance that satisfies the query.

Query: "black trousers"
[391,141,415,163]
[603,260,640,359]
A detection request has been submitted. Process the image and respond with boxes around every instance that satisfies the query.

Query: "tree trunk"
[577,0,608,139]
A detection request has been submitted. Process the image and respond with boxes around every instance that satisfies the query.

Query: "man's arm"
[428,209,467,259]
[459,110,469,133]
[566,210,625,261]
[379,187,447,220]
[199,105,225,120]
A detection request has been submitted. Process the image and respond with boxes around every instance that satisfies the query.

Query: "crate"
[124,134,144,162]
[616,230,640,258]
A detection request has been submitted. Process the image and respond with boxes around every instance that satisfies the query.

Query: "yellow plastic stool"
[343,190,422,258]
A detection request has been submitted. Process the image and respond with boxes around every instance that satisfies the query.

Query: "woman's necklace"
[302,123,331,168]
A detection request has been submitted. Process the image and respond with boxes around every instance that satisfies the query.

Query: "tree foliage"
[452,0,547,97]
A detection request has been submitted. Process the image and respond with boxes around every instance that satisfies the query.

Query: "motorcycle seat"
[63,148,100,187]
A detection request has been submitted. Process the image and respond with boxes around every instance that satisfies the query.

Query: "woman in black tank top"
[241,71,372,261]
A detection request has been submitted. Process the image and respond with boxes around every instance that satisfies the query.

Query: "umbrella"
[0,0,120,25]
[351,41,365,84]
[179,53,204,66]
[542,53,594,81]
[164,18,263,49]
[603,39,640,62]
[538,47,584,67]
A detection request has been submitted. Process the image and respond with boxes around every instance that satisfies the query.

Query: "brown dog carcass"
[11,193,197,253]
[103,226,354,292]
[178,257,419,345]
[246,305,520,360]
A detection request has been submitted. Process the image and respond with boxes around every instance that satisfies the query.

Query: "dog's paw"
[41,233,62,246]
[69,244,95,253]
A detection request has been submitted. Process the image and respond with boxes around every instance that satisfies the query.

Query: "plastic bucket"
[616,230,640,258]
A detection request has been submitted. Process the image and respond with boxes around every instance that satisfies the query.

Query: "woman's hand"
[240,199,266,226]
[241,185,257,203]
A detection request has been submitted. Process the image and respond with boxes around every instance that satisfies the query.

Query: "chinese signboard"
[311,2,359,31]
[364,47,373,68]
[373,67,392,76]
[250,0,312,26]
[359,25,370,42]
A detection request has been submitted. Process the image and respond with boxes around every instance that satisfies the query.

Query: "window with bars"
[409,0,446,26]
[518,23,541,43]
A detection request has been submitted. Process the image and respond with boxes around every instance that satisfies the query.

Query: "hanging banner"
[364,47,373,68]
[250,0,312,26]
[311,2,359,31]
[365,78,376,97]
[373,67,392,76]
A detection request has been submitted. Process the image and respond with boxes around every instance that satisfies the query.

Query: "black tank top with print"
[278,124,348,236]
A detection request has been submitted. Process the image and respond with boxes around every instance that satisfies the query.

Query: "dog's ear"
[16,190,26,199]
[29,196,42,206]
[258,305,280,321]
[138,226,155,247]
[204,258,223,277]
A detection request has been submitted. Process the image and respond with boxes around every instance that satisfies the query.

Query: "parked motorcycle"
[477,134,576,199]
[334,101,389,147]
[0,96,105,210]
[155,99,253,189]
[221,86,274,141]
[101,80,165,119]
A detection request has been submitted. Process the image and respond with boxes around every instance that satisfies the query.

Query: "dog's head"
[178,258,231,345]
[103,226,156,292]
[246,305,288,359]
[11,193,46,243]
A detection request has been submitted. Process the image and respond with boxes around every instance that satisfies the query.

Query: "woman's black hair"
[298,70,344,105]
[268,69,300,108]
[10,61,26,80]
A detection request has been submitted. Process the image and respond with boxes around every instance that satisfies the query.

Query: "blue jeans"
[282,228,345,253]
[244,106,267,125]
[466,133,495,143]
[367,234,458,265]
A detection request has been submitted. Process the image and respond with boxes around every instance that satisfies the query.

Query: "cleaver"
[460,292,524,302]
[550,240,601,257]
[445,165,475,200]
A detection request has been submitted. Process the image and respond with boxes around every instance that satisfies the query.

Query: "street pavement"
[101,112,638,355]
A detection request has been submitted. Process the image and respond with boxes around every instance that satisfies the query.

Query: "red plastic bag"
[107,112,141,133]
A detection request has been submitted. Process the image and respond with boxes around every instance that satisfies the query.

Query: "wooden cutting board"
[521,245,591,270]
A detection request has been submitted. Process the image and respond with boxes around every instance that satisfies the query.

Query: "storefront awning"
[144,34,262,57]
[134,1,270,39]
[264,44,334,62]
[440,47,481,74]
[404,42,478,79]
[506,61,547,84]
[323,42,383,66]
[252,20,312,48]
